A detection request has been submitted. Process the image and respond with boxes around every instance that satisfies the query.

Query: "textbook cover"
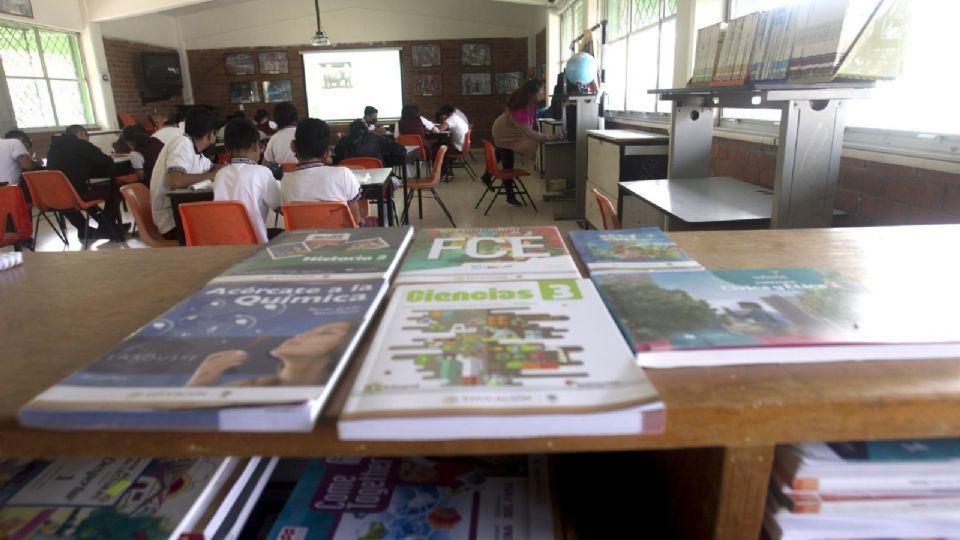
[215,226,413,282]
[593,268,960,368]
[19,279,386,432]
[0,457,235,540]
[395,227,580,284]
[339,279,663,440]
[567,228,702,273]
[266,456,554,540]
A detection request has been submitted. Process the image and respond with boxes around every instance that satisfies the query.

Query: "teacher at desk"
[487,79,562,206]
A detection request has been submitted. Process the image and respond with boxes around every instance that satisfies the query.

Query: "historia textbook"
[593,268,960,368]
[567,228,702,273]
[19,279,387,432]
[0,457,237,540]
[266,456,555,540]
[214,226,414,282]
[338,279,664,440]
[395,227,580,284]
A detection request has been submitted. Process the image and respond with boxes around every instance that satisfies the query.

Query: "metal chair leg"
[82,210,92,250]
[431,188,456,227]
[484,183,507,216]
[515,179,538,213]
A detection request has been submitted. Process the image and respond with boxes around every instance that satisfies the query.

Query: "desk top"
[356,167,392,186]
[622,177,773,223]
[586,129,669,144]
[4,227,960,457]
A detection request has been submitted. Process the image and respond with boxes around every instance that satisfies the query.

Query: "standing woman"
[489,79,561,206]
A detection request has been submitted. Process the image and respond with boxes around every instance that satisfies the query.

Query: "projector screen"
[301,48,403,122]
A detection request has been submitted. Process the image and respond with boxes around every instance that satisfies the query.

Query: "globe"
[565,52,597,86]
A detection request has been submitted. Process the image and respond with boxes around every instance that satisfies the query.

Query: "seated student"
[254,109,278,139]
[119,125,164,185]
[150,108,221,240]
[281,118,362,225]
[217,111,245,142]
[363,106,378,132]
[332,119,406,167]
[0,130,41,203]
[435,105,468,151]
[452,106,469,126]
[263,102,299,165]
[398,104,439,139]
[213,119,282,243]
[46,125,126,240]
[151,116,184,146]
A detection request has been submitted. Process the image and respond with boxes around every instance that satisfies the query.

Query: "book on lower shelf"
[592,268,960,368]
[395,227,579,284]
[265,456,557,540]
[338,279,664,440]
[765,439,960,540]
[567,228,702,274]
[0,457,238,540]
[213,226,414,283]
[19,279,387,432]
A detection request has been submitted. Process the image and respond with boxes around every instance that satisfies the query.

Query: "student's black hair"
[184,108,220,140]
[364,105,378,117]
[223,118,261,153]
[294,118,331,160]
[347,119,368,145]
[400,104,419,122]
[254,108,269,123]
[273,102,298,127]
[64,124,87,138]
[120,125,150,152]
[438,104,455,117]
[4,129,30,147]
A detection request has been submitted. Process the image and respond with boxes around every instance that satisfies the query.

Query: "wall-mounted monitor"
[141,52,183,91]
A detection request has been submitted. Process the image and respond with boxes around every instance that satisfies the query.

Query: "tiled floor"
[8,153,585,253]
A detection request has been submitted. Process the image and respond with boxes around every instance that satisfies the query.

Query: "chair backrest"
[179,201,259,246]
[281,162,299,173]
[592,188,621,230]
[281,201,357,230]
[118,112,137,127]
[395,134,427,160]
[115,173,139,185]
[339,157,383,170]
[417,145,447,189]
[460,130,472,155]
[0,186,31,245]
[120,183,176,247]
[482,140,501,176]
[22,170,84,211]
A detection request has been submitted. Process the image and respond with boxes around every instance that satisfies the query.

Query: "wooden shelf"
[5,226,960,538]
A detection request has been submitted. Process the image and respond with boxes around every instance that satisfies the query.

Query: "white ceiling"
[160,0,555,17]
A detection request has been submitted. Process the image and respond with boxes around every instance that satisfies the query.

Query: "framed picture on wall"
[461,73,491,96]
[411,44,441,67]
[412,74,442,97]
[0,0,32,18]
[258,51,289,74]
[229,81,259,103]
[224,52,256,75]
[495,72,525,95]
[262,79,293,103]
[460,43,491,66]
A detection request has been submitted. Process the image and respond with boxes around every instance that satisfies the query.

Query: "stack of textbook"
[766,440,960,539]
[338,226,665,441]
[18,227,414,432]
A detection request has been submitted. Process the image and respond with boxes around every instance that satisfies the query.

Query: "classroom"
[0,1,959,539]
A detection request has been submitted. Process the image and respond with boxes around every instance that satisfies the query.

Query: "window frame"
[0,20,96,132]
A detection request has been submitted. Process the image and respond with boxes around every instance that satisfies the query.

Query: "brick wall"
[103,38,184,126]
[187,37,529,143]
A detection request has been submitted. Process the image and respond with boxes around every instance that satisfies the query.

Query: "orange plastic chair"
[445,129,478,181]
[118,112,137,128]
[592,188,621,230]
[475,140,536,216]
[281,201,358,230]
[120,184,177,247]
[403,145,455,227]
[281,162,299,173]
[23,170,106,249]
[0,186,33,251]
[178,201,259,246]
[339,157,383,169]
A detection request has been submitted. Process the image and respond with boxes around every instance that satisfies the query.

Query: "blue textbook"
[567,228,701,274]
[19,279,386,432]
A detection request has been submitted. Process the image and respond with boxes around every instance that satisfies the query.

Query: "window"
[604,0,677,113]
[559,0,586,75]
[0,23,94,129]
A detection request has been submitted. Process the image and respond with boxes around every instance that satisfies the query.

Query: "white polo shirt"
[214,158,281,243]
[444,113,468,151]
[0,138,29,185]
[263,126,297,165]
[281,162,361,205]
[420,116,436,131]
[150,135,213,234]
[152,125,184,146]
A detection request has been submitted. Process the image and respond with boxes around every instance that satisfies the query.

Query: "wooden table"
[3,226,960,539]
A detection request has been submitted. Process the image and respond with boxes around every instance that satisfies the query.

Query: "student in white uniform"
[0,130,40,202]
[151,120,184,146]
[213,119,281,244]
[150,108,220,239]
[262,102,299,166]
[281,118,362,224]
[436,105,468,151]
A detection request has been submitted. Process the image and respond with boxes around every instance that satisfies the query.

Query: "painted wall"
[86,0,208,22]
[176,0,542,50]
[99,13,181,49]
[0,0,84,31]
